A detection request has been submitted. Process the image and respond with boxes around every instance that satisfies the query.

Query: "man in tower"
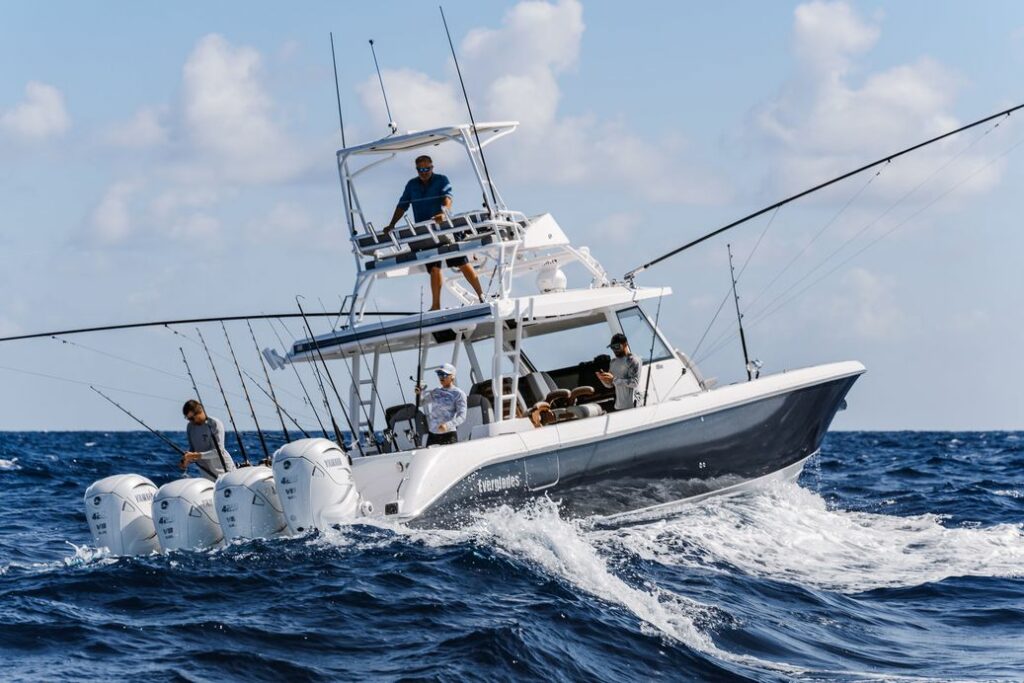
[383,155,485,310]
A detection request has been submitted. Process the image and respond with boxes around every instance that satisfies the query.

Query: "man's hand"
[437,424,448,433]
[596,370,614,384]
[179,451,201,470]
[413,383,422,396]
[433,212,446,223]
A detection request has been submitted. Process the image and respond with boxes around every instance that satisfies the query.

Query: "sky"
[1,0,1022,431]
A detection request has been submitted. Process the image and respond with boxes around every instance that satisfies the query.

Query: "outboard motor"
[214,465,289,542]
[84,474,160,556]
[153,478,224,551]
[272,438,360,534]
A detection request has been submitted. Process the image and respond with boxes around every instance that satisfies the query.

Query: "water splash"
[608,481,1024,593]
[0,457,20,470]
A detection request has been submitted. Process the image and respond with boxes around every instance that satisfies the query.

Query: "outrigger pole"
[624,102,1024,281]
[440,5,499,214]
[368,38,397,134]
[246,320,291,443]
[179,347,231,473]
[0,310,412,344]
[330,31,356,236]
[221,322,270,461]
[90,386,217,480]
[197,328,250,466]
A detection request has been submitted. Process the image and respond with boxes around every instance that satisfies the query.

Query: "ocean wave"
[604,480,1024,593]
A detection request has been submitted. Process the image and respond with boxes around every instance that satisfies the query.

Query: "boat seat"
[518,372,559,408]
[457,394,493,442]
[544,388,572,408]
[569,386,595,404]
[386,404,427,451]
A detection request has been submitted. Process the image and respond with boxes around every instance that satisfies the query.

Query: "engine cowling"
[84,474,160,556]
[272,438,360,533]
[214,465,289,542]
[153,478,224,551]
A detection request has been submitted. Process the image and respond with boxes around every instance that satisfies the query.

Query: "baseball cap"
[608,333,628,348]
[435,363,457,377]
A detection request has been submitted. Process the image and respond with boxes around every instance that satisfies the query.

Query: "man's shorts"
[427,431,458,446]
[427,255,469,271]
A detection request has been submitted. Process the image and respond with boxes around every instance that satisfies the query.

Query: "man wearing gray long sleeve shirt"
[181,400,236,481]
[595,333,643,411]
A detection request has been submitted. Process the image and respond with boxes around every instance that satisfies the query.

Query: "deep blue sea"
[0,431,1021,682]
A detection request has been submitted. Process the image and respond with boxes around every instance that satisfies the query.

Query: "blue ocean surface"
[0,431,1021,682]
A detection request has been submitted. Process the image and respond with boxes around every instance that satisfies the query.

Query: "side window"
[616,307,672,363]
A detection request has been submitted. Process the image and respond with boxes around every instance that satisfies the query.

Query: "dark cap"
[608,333,628,348]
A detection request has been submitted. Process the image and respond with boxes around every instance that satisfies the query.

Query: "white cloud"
[593,211,644,245]
[180,34,308,184]
[0,81,70,140]
[752,1,1007,205]
[103,106,167,148]
[827,267,907,341]
[89,181,141,244]
[355,0,728,206]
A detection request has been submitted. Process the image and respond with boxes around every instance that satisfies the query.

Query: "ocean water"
[0,431,1021,682]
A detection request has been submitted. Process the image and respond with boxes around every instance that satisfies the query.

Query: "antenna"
[727,244,756,382]
[368,39,398,134]
[440,5,499,215]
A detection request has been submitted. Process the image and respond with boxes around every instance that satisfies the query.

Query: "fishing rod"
[0,310,413,344]
[329,31,358,239]
[624,102,1024,281]
[368,38,398,135]
[246,320,291,443]
[412,288,426,443]
[179,347,231,473]
[375,300,408,407]
[296,296,364,458]
[317,299,389,452]
[197,328,250,466]
[439,5,499,215]
[90,385,217,480]
[221,322,270,461]
[268,318,329,438]
[727,244,753,381]
[242,367,310,439]
[641,294,664,407]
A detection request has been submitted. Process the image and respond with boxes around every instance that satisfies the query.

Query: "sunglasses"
[610,343,624,351]
[417,166,433,173]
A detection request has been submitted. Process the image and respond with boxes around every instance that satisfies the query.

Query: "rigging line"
[696,135,1024,366]
[692,207,780,358]
[166,324,308,409]
[624,104,1024,280]
[0,364,181,403]
[266,317,328,438]
[315,298,386,452]
[754,135,1024,328]
[745,165,885,313]
[246,319,292,442]
[221,321,270,460]
[197,328,250,465]
[242,367,311,439]
[746,115,1006,325]
[0,310,412,344]
[50,335,186,382]
[373,298,408,407]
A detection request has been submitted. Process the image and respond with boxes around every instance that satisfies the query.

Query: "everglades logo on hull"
[477,473,521,494]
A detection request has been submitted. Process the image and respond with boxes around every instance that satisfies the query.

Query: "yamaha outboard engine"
[84,474,160,556]
[153,478,224,551]
[214,465,289,542]
[272,438,360,534]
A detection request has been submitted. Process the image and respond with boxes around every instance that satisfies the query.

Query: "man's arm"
[446,390,468,431]
[613,356,642,390]
[385,182,413,231]
[434,177,454,221]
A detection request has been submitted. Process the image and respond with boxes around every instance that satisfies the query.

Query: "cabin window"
[616,306,673,363]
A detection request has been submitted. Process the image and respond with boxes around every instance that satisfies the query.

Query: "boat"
[84,119,864,553]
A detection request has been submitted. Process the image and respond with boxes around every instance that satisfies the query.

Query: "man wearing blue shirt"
[383,155,484,310]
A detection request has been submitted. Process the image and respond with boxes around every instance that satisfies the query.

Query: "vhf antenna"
[368,39,398,134]
[727,244,757,381]
[440,5,499,216]
[330,32,357,236]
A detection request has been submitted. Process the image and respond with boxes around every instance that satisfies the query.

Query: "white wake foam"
[0,457,20,471]
[606,481,1024,593]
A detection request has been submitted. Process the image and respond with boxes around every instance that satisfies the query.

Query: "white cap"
[435,363,457,377]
